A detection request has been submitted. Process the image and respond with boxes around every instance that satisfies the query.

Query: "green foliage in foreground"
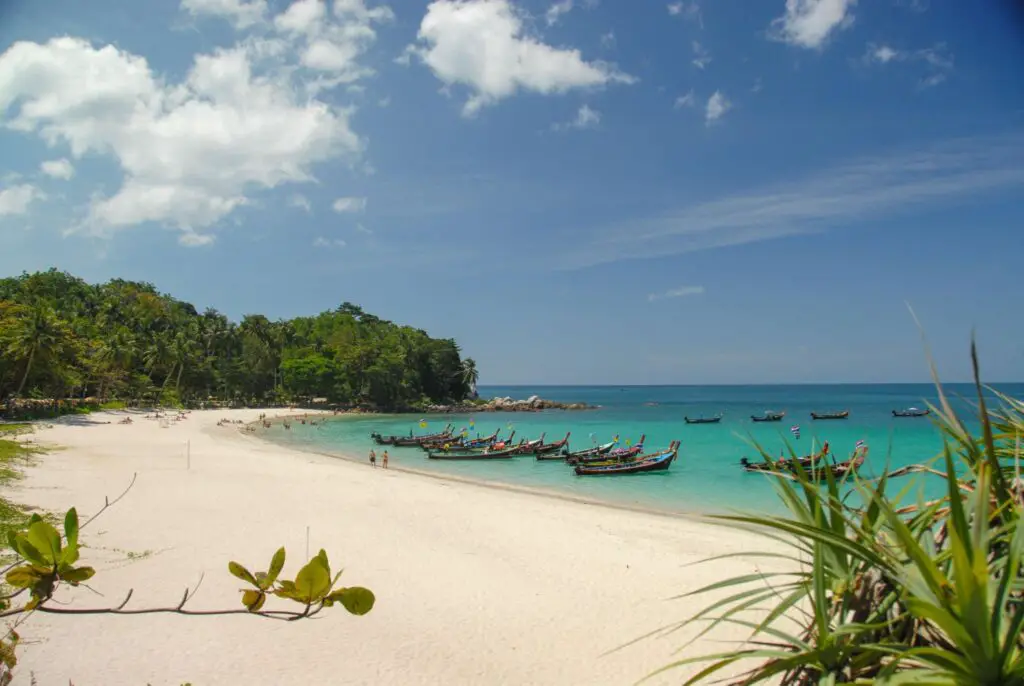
[662,347,1023,685]
[0,504,375,682]
[0,268,477,411]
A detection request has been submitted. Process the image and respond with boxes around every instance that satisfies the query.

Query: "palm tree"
[4,302,65,397]
[460,358,479,399]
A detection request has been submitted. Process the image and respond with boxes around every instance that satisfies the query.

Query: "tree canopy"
[0,269,475,410]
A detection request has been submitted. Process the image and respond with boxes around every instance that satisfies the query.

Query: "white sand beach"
[9,410,782,685]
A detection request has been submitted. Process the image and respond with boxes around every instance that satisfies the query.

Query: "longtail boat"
[810,410,849,421]
[371,424,453,446]
[419,430,503,450]
[751,411,785,422]
[538,439,613,461]
[533,432,571,456]
[427,440,528,460]
[684,415,722,424]
[741,440,832,473]
[566,435,647,465]
[749,445,868,482]
[892,407,929,418]
[574,441,680,476]
[433,433,545,458]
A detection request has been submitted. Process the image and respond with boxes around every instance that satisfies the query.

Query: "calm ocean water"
[262,383,1023,515]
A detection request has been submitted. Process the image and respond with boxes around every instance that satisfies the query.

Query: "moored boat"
[751,411,785,422]
[810,410,849,420]
[574,441,680,476]
[427,441,526,460]
[420,429,506,451]
[892,407,929,418]
[567,435,647,465]
[753,444,868,482]
[371,424,453,446]
[740,441,831,473]
[684,415,722,424]
[533,431,571,456]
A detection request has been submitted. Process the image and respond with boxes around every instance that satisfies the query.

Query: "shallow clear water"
[262,383,1022,515]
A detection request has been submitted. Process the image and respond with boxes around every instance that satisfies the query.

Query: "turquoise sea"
[262,383,1023,515]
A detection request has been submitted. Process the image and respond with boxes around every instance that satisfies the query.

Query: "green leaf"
[316,548,330,578]
[327,586,375,615]
[63,507,79,551]
[5,566,41,589]
[228,561,257,586]
[264,547,285,589]
[13,536,48,567]
[293,556,331,603]
[60,566,95,585]
[25,520,61,565]
[241,589,266,612]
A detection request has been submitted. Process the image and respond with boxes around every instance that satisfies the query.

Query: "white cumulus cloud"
[769,0,856,50]
[40,158,75,180]
[289,194,312,212]
[0,184,44,216]
[332,196,367,212]
[0,5,378,245]
[705,90,731,124]
[404,0,635,116]
[313,236,346,247]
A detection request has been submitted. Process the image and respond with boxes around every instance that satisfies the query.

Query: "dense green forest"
[0,269,478,410]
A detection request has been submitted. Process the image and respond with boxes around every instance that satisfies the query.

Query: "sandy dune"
[7,410,782,685]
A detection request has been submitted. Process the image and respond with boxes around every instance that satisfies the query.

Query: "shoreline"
[246,420,725,522]
[9,408,781,685]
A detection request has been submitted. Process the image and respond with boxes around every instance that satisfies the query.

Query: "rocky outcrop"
[425,395,596,414]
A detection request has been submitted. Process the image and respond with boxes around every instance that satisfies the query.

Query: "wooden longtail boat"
[751,411,785,422]
[741,441,831,473]
[757,445,868,482]
[433,433,546,458]
[810,410,850,421]
[420,429,504,451]
[537,439,614,461]
[684,415,722,424]
[533,432,571,456]
[574,441,680,476]
[371,424,453,446]
[427,440,529,460]
[892,407,929,418]
[566,435,647,465]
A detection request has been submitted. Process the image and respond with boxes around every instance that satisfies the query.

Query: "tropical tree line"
[0,269,479,410]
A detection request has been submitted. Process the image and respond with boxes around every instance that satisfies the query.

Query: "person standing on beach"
[369,449,376,468]
[382,450,389,469]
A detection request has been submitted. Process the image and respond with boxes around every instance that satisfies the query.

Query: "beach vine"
[0,474,375,684]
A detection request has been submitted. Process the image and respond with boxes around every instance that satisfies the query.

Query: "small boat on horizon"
[892,407,929,418]
[810,410,850,421]
[751,411,785,422]
[574,441,680,476]
[684,414,723,425]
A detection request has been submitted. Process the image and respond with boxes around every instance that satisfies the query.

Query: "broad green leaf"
[25,520,61,565]
[316,548,330,578]
[60,566,95,584]
[293,557,331,603]
[13,536,48,567]
[5,566,41,589]
[265,547,285,589]
[63,507,79,550]
[228,561,257,586]
[327,586,375,615]
[241,589,266,612]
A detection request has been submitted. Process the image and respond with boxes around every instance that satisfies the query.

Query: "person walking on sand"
[369,449,377,468]
[382,450,389,469]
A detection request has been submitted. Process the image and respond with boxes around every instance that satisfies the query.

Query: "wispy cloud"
[40,158,74,180]
[863,42,953,88]
[674,90,696,109]
[562,133,1024,269]
[600,31,615,49]
[667,1,703,26]
[313,236,346,248]
[288,194,312,213]
[545,0,573,26]
[553,105,601,131]
[332,196,367,213]
[691,41,711,69]
[705,90,731,124]
[648,285,704,301]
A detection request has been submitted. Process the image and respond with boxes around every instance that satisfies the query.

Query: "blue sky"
[1,0,1022,385]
